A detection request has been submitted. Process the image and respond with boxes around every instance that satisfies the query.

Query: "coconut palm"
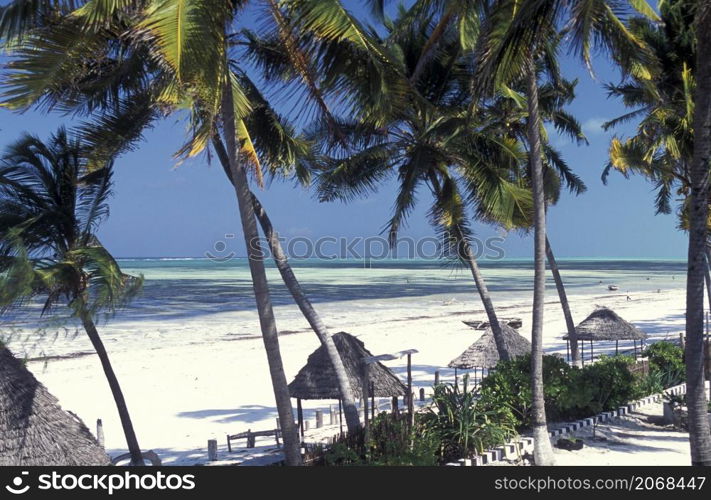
[478,55,587,368]
[0,0,397,439]
[305,8,534,362]
[603,0,711,464]
[474,0,658,465]
[0,128,144,465]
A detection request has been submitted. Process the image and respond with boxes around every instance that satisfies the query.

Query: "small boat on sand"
[608,285,619,291]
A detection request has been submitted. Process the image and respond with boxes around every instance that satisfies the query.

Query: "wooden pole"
[370,381,375,421]
[407,353,414,427]
[297,398,304,439]
[616,340,619,355]
[338,399,343,435]
[96,419,104,448]
[419,387,425,401]
[566,340,570,363]
[434,370,440,386]
[315,410,323,429]
[362,364,370,436]
[391,396,398,416]
[454,367,458,388]
[590,340,594,362]
[207,439,218,461]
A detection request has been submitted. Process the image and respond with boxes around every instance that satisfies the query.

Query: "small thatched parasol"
[448,323,532,369]
[288,332,406,400]
[564,307,648,341]
[0,346,111,466]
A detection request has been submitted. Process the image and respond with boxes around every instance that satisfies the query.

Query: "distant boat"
[608,285,619,291]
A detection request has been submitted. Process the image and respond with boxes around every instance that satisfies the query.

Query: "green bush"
[322,413,439,466]
[562,355,642,417]
[421,375,517,462]
[643,341,685,386]
[477,354,573,428]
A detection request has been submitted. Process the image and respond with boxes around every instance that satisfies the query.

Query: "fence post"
[434,370,440,386]
[207,439,218,461]
[96,419,104,448]
[419,388,425,402]
[315,410,323,428]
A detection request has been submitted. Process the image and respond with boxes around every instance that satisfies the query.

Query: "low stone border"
[447,382,688,466]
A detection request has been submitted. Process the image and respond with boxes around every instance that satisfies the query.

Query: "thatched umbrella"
[563,307,648,362]
[0,346,110,466]
[288,332,406,434]
[448,323,532,382]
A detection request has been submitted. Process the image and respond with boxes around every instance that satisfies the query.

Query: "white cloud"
[582,117,609,136]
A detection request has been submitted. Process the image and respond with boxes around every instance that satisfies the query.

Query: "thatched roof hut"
[288,332,406,400]
[448,323,532,369]
[0,346,111,466]
[563,307,648,341]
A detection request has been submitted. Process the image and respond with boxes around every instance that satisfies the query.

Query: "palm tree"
[478,59,587,368]
[0,128,145,465]
[602,0,711,463]
[474,0,658,465]
[0,0,381,439]
[307,9,534,361]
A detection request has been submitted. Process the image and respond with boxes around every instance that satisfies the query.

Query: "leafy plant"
[643,341,685,386]
[421,375,517,462]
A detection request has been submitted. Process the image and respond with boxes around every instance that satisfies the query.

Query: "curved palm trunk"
[685,1,711,466]
[428,174,510,359]
[705,247,711,314]
[221,80,301,466]
[546,237,579,367]
[250,193,362,432]
[525,60,555,465]
[80,312,143,466]
[455,226,510,360]
[210,135,361,432]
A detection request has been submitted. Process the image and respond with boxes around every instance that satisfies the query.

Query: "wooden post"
[297,398,304,439]
[304,421,310,431]
[633,340,637,359]
[679,331,685,351]
[566,340,570,363]
[247,430,255,448]
[419,387,425,402]
[370,381,375,421]
[207,439,218,461]
[362,364,370,439]
[329,405,335,425]
[615,340,619,355]
[407,353,414,427]
[434,370,440,386]
[315,410,323,428]
[96,419,104,448]
[590,340,594,362]
[391,396,398,416]
[338,400,343,434]
[454,367,458,388]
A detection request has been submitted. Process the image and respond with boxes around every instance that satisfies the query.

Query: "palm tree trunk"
[454,225,510,360]
[525,59,555,465]
[410,9,455,84]
[250,193,362,432]
[705,246,711,315]
[546,237,579,367]
[80,311,143,465]
[427,173,510,359]
[685,1,711,466]
[221,79,301,465]
[210,135,362,433]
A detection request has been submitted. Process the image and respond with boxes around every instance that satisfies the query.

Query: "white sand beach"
[5,280,690,466]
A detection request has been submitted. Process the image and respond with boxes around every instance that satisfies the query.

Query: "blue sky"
[0,2,687,259]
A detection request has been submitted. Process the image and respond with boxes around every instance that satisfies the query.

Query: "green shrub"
[561,355,642,417]
[477,354,573,428]
[421,375,517,462]
[643,341,685,386]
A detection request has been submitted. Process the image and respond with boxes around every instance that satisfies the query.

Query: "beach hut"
[0,346,110,466]
[448,323,532,383]
[288,332,406,435]
[563,307,648,363]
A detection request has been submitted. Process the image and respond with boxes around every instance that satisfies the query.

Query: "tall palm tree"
[474,0,657,465]
[307,9,534,361]
[0,128,145,465]
[602,0,711,463]
[0,0,388,438]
